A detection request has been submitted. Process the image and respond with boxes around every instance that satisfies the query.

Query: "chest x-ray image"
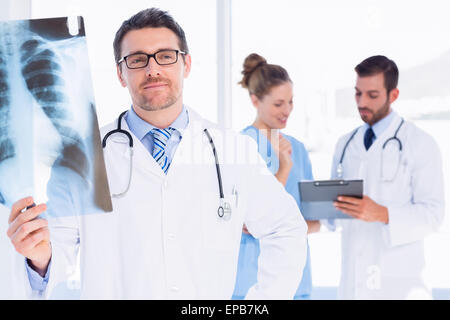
[0,16,112,215]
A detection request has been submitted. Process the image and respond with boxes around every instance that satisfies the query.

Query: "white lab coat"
[15,107,307,299]
[330,112,445,299]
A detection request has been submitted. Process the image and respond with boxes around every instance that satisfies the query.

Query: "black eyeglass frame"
[117,49,186,69]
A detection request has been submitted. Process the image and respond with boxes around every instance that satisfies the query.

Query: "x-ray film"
[0,16,112,215]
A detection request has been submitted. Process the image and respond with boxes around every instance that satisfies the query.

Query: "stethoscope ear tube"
[102,110,134,198]
[203,129,225,200]
[204,129,232,221]
[336,128,359,178]
[339,128,359,166]
[382,119,404,151]
[102,110,133,148]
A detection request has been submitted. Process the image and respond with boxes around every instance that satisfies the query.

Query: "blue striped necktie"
[151,127,176,174]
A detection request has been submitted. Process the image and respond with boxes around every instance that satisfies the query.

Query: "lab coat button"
[171,286,179,293]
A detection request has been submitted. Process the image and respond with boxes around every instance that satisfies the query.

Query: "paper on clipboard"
[298,179,363,220]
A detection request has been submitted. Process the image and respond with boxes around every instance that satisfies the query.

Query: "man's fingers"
[335,206,360,218]
[20,228,50,253]
[7,203,47,237]
[334,201,360,214]
[9,197,35,224]
[334,200,358,210]
[10,219,48,244]
[336,196,361,205]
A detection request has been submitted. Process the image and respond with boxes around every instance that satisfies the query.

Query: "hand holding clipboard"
[298,180,363,220]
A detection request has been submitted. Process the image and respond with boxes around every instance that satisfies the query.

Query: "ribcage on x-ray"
[0,47,14,166]
[20,37,88,179]
[0,17,112,213]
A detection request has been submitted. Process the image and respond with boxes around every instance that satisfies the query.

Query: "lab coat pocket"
[201,192,240,252]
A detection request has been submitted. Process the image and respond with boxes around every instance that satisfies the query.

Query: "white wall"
[0,0,31,20]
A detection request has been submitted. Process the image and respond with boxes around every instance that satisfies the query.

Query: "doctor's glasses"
[117,49,186,69]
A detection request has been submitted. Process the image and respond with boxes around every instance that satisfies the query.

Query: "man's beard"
[138,94,179,112]
[136,77,180,112]
[359,98,390,125]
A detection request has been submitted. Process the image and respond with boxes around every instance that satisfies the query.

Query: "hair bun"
[239,53,267,89]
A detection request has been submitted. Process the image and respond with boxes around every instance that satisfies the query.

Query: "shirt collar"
[126,105,189,141]
[363,109,396,139]
[169,105,189,135]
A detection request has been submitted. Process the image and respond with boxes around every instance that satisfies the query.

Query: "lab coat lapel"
[167,107,208,175]
[346,126,366,164]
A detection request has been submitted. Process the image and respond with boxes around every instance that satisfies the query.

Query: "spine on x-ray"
[0,41,15,205]
[0,40,15,165]
[20,37,88,180]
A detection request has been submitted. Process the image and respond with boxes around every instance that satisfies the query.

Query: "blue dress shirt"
[363,110,396,146]
[125,105,189,160]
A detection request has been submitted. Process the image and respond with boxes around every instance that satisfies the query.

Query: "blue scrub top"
[232,126,314,299]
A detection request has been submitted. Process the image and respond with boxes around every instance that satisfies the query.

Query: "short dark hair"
[113,8,189,64]
[355,55,399,93]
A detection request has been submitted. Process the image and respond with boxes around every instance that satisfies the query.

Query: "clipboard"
[298,179,363,220]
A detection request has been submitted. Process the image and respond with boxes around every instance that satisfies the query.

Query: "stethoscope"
[102,110,232,221]
[336,118,405,181]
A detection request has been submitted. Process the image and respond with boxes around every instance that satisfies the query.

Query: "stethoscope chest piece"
[218,200,232,221]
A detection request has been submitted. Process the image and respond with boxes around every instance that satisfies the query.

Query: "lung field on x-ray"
[0,17,112,213]
[20,37,88,179]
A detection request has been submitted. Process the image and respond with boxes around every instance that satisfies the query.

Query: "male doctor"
[331,55,445,299]
[6,8,307,299]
